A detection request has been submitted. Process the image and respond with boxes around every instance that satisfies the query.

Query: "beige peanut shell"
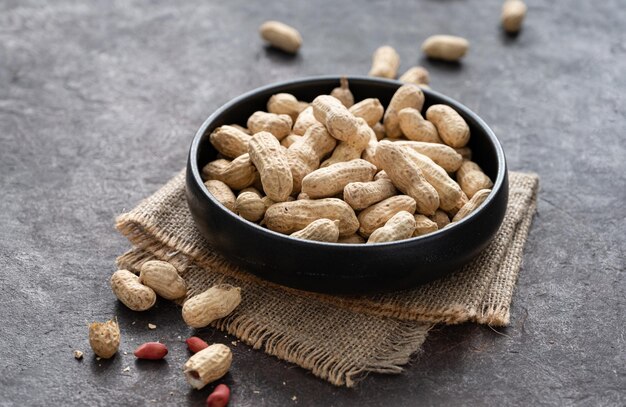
[259,21,302,54]
[452,188,492,222]
[392,140,463,172]
[290,218,340,242]
[183,344,233,390]
[88,319,120,359]
[235,188,266,222]
[375,141,439,215]
[372,122,385,140]
[399,66,430,85]
[421,35,469,62]
[349,98,384,127]
[248,132,293,202]
[425,104,470,148]
[288,123,337,193]
[302,159,377,199]
[247,111,292,140]
[321,118,372,167]
[139,260,187,300]
[202,154,257,190]
[456,160,493,198]
[343,177,397,211]
[267,93,307,121]
[429,209,451,229]
[312,95,359,142]
[384,84,425,138]
[280,134,301,148]
[413,214,439,237]
[110,269,156,311]
[292,106,318,136]
[368,46,400,79]
[337,234,366,244]
[203,180,236,211]
[182,284,242,328]
[455,146,473,160]
[397,108,443,144]
[502,0,527,33]
[264,198,359,236]
[209,125,251,158]
[330,77,354,108]
[367,211,416,244]
[358,195,417,237]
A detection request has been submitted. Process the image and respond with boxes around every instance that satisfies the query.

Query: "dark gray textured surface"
[1,0,624,406]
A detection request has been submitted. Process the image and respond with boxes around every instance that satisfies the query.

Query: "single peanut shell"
[455,146,473,160]
[267,93,306,121]
[349,98,384,127]
[264,198,359,236]
[392,140,463,172]
[330,77,354,108]
[235,188,266,222]
[452,189,492,222]
[259,21,302,54]
[139,260,187,300]
[368,46,400,79]
[367,211,416,243]
[202,154,257,190]
[372,122,385,140]
[343,178,397,210]
[88,319,120,359]
[292,106,318,136]
[421,35,469,62]
[247,111,292,140]
[429,209,451,229]
[110,269,156,311]
[203,180,236,211]
[413,214,439,237]
[302,159,376,199]
[399,66,430,85]
[456,160,493,198]
[384,84,425,138]
[397,108,443,143]
[321,118,372,167]
[183,344,232,389]
[248,132,293,202]
[182,284,242,328]
[358,195,417,237]
[426,104,470,148]
[290,218,340,242]
[209,125,251,158]
[288,123,337,193]
[312,95,359,142]
[502,0,527,33]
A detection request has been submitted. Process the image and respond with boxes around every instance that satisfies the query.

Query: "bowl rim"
[189,75,507,247]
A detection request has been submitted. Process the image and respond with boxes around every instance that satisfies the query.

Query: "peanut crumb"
[292,395,297,401]
[148,323,157,330]
[73,350,83,360]
[231,341,237,346]
[123,366,130,372]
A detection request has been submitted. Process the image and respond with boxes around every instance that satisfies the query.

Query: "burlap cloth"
[115,170,538,387]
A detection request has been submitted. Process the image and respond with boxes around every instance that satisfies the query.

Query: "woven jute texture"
[115,170,538,387]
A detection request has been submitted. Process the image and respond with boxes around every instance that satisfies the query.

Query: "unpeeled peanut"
[247,111,292,140]
[235,188,266,222]
[391,140,463,172]
[397,107,442,143]
[182,284,242,328]
[312,95,360,141]
[202,154,257,190]
[259,21,302,54]
[290,218,340,242]
[375,141,439,215]
[139,260,187,300]
[429,209,451,229]
[110,269,156,311]
[421,35,469,62]
[413,214,439,237]
[204,180,236,211]
[368,46,400,79]
[367,211,416,243]
[292,106,318,136]
[426,104,470,148]
[267,93,307,121]
[321,118,372,167]
[209,125,251,158]
[248,132,293,202]
[399,66,430,85]
[280,134,301,148]
[302,159,377,199]
[264,198,359,236]
[358,195,417,237]
[384,84,425,138]
[343,177,397,210]
[88,319,120,359]
[337,234,366,244]
[288,123,337,192]
[502,0,527,34]
[452,189,492,222]
[349,98,384,127]
[372,122,385,140]
[183,344,233,389]
[456,160,494,199]
[330,77,354,108]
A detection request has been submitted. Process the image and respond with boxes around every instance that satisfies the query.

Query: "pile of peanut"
[202,80,494,244]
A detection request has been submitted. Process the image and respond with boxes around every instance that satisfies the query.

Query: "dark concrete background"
[1,0,624,405]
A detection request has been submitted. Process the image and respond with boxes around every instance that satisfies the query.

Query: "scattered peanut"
[358,195,417,237]
[209,125,251,159]
[312,95,360,141]
[384,84,425,138]
[413,214,439,237]
[182,284,242,328]
[88,319,120,359]
[399,66,430,85]
[456,160,494,198]
[183,344,233,390]
[264,198,359,236]
[290,218,340,242]
[139,260,187,300]
[397,107,442,143]
[368,46,400,79]
[134,342,168,360]
[367,211,416,243]
[207,384,231,407]
[421,35,469,62]
[186,336,210,354]
[426,104,470,148]
[204,180,237,211]
[110,269,157,311]
[248,132,293,201]
[330,77,354,108]
[502,0,527,34]
[267,93,307,121]
[302,159,376,199]
[259,21,302,54]
[349,98,384,127]
[452,189,492,222]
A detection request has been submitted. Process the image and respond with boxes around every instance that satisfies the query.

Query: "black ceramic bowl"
[186,76,508,294]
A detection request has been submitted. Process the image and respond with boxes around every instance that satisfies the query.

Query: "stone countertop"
[1,0,624,405]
